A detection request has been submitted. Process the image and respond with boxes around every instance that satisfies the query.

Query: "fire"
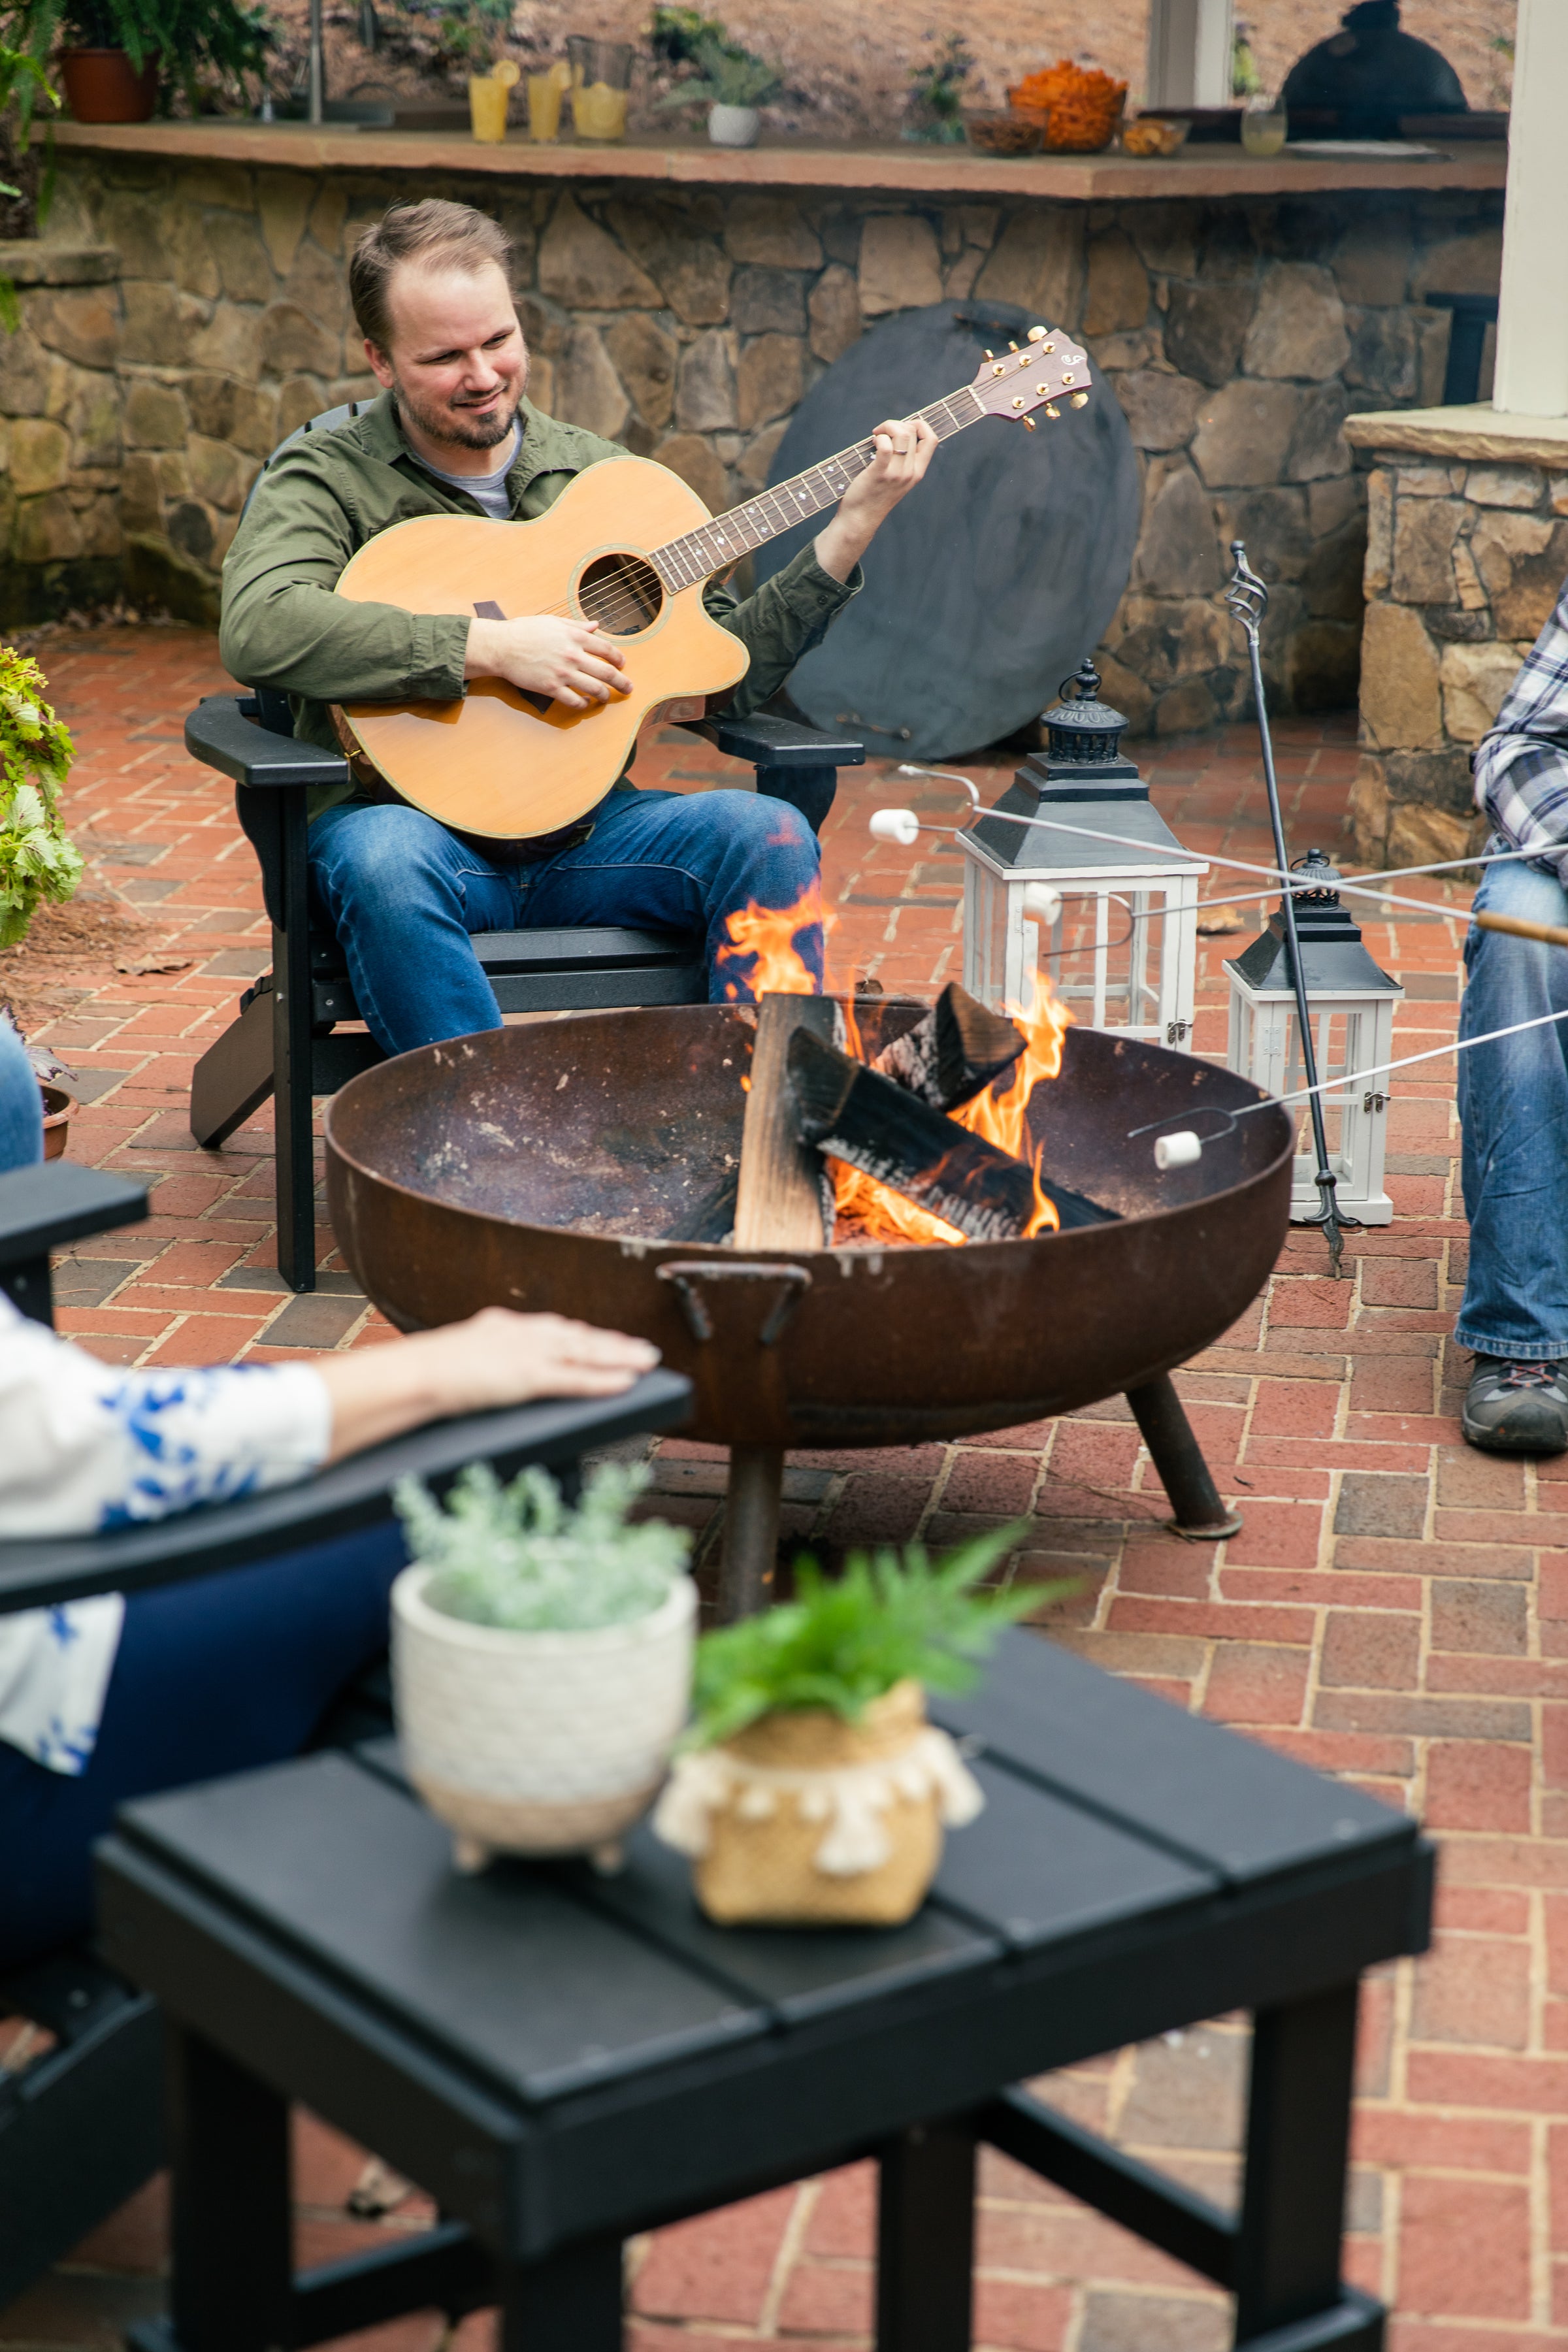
[832,970,1074,1247]
[717,883,823,1000]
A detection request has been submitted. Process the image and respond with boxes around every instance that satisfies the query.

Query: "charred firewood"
[733,994,843,1250]
[871,982,1025,1112]
[787,1028,1117,1243]
[666,1166,739,1245]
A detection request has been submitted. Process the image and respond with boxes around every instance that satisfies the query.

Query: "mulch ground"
[2,622,1552,2352]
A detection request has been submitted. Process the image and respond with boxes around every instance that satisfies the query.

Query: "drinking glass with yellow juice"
[527,59,570,140]
[468,56,518,142]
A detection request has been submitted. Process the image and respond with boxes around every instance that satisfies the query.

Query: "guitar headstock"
[970,325,1092,429]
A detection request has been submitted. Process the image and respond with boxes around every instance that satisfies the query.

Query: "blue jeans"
[309,785,823,1058]
[1456,857,1568,1360]
[0,1522,405,1969]
[0,1014,43,1172]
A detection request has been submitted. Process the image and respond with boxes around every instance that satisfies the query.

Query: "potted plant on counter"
[655,26,779,146]
[391,1460,697,1874]
[11,0,272,123]
[654,1533,1065,1925]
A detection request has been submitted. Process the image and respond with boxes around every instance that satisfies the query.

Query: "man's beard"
[392,369,522,453]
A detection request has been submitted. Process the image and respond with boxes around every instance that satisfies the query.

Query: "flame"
[717,883,823,1000]
[832,970,1073,1247]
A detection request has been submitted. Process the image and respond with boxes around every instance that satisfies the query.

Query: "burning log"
[733,993,842,1251]
[787,1029,1117,1245]
[871,983,1025,1112]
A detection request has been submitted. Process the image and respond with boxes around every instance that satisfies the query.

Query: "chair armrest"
[0,1367,693,1612]
[694,713,865,770]
[185,695,350,792]
[0,1162,149,1271]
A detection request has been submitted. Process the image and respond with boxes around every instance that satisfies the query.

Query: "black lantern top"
[1039,659,1130,768]
[1228,849,1403,996]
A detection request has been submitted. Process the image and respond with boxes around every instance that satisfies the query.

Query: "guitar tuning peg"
[983,349,994,361]
[1007,340,1019,352]
[1026,324,1046,343]
[1070,391,1089,408]
[1022,416,1036,431]
[1045,403,1061,420]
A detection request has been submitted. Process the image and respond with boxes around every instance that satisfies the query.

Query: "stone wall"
[0,242,125,623]
[3,155,1503,736]
[1350,442,1568,867]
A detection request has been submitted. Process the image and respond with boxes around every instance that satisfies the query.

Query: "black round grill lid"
[753,297,1139,762]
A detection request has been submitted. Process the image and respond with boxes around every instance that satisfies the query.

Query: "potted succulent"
[391,1460,697,1874]
[10,0,272,123]
[654,1532,1064,1926]
[904,30,972,143]
[655,26,779,147]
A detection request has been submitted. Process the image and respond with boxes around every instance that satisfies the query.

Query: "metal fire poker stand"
[1225,543,1353,1278]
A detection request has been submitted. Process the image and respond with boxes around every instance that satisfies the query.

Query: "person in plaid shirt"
[1458,584,1568,1450]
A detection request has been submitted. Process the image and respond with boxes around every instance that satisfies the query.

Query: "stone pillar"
[1344,410,1568,865]
[1494,0,1568,420]
[0,242,123,627]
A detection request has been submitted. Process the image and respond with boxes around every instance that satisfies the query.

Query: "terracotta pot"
[654,1680,985,1927]
[391,1566,696,1873]
[59,48,159,123]
[40,1083,74,1162]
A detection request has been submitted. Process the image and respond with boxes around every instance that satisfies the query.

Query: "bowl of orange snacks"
[1008,58,1127,152]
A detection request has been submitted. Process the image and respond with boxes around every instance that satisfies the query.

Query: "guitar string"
[462,367,1055,646]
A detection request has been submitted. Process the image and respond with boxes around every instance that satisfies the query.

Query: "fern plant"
[0,647,80,952]
[654,29,779,111]
[687,1531,1071,1748]
[395,1460,691,1634]
[7,0,273,122]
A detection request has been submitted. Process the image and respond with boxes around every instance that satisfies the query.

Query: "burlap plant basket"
[653,1679,984,1926]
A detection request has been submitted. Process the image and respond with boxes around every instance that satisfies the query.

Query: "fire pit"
[326,998,1293,1614]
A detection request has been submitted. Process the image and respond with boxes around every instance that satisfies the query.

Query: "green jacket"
[218,391,860,822]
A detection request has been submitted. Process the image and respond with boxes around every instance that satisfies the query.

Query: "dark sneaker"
[1462,1357,1568,1454]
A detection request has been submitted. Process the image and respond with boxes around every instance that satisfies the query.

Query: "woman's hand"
[814,414,939,583]
[316,1308,659,1464]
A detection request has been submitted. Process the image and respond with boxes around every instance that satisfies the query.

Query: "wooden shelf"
[39,118,1509,202]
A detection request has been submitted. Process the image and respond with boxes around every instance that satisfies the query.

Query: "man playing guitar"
[220,197,938,1055]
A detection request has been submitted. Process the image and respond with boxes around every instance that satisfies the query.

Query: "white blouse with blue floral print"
[0,1292,331,1775]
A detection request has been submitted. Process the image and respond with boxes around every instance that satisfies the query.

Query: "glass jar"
[566,36,632,140]
[527,59,570,140]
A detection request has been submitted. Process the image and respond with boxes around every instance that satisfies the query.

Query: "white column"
[1143,0,1234,110]
[1493,0,1568,417]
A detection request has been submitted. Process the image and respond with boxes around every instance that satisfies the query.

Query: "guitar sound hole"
[578,553,664,637]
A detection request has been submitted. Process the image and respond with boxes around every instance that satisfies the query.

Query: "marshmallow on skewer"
[1154,1131,1203,1171]
[1022,881,1063,927]
[870,809,921,846]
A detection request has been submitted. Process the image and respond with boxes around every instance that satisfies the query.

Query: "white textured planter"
[391,1567,696,1873]
[708,103,759,146]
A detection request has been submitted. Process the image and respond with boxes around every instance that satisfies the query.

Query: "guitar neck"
[647,381,985,592]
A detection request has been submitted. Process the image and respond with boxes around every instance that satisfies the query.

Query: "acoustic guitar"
[333,324,1093,840]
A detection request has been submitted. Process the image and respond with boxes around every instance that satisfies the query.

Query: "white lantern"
[960,661,1207,1045]
[1224,852,1404,1226]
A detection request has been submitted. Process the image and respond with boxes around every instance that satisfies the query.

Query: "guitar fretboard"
[647,382,987,593]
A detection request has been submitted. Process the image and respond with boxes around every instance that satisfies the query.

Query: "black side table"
[99,1630,1432,2352]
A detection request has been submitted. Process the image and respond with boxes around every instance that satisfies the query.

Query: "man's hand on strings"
[465,614,632,710]
[814,413,939,583]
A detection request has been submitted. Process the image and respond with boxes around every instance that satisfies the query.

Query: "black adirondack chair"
[0,1155,691,2314]
[186,400,864,1292]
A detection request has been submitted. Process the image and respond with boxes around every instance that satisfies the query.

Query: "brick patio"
[1,623,1547,2352]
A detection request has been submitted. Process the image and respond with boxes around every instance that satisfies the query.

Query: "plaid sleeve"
[1474,579,1568,879]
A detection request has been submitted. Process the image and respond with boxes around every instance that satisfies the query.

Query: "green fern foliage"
[0,646,80,952]
[395,1460,691,1634]
[688,1531,1072,1748]
[8,0,273,123]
